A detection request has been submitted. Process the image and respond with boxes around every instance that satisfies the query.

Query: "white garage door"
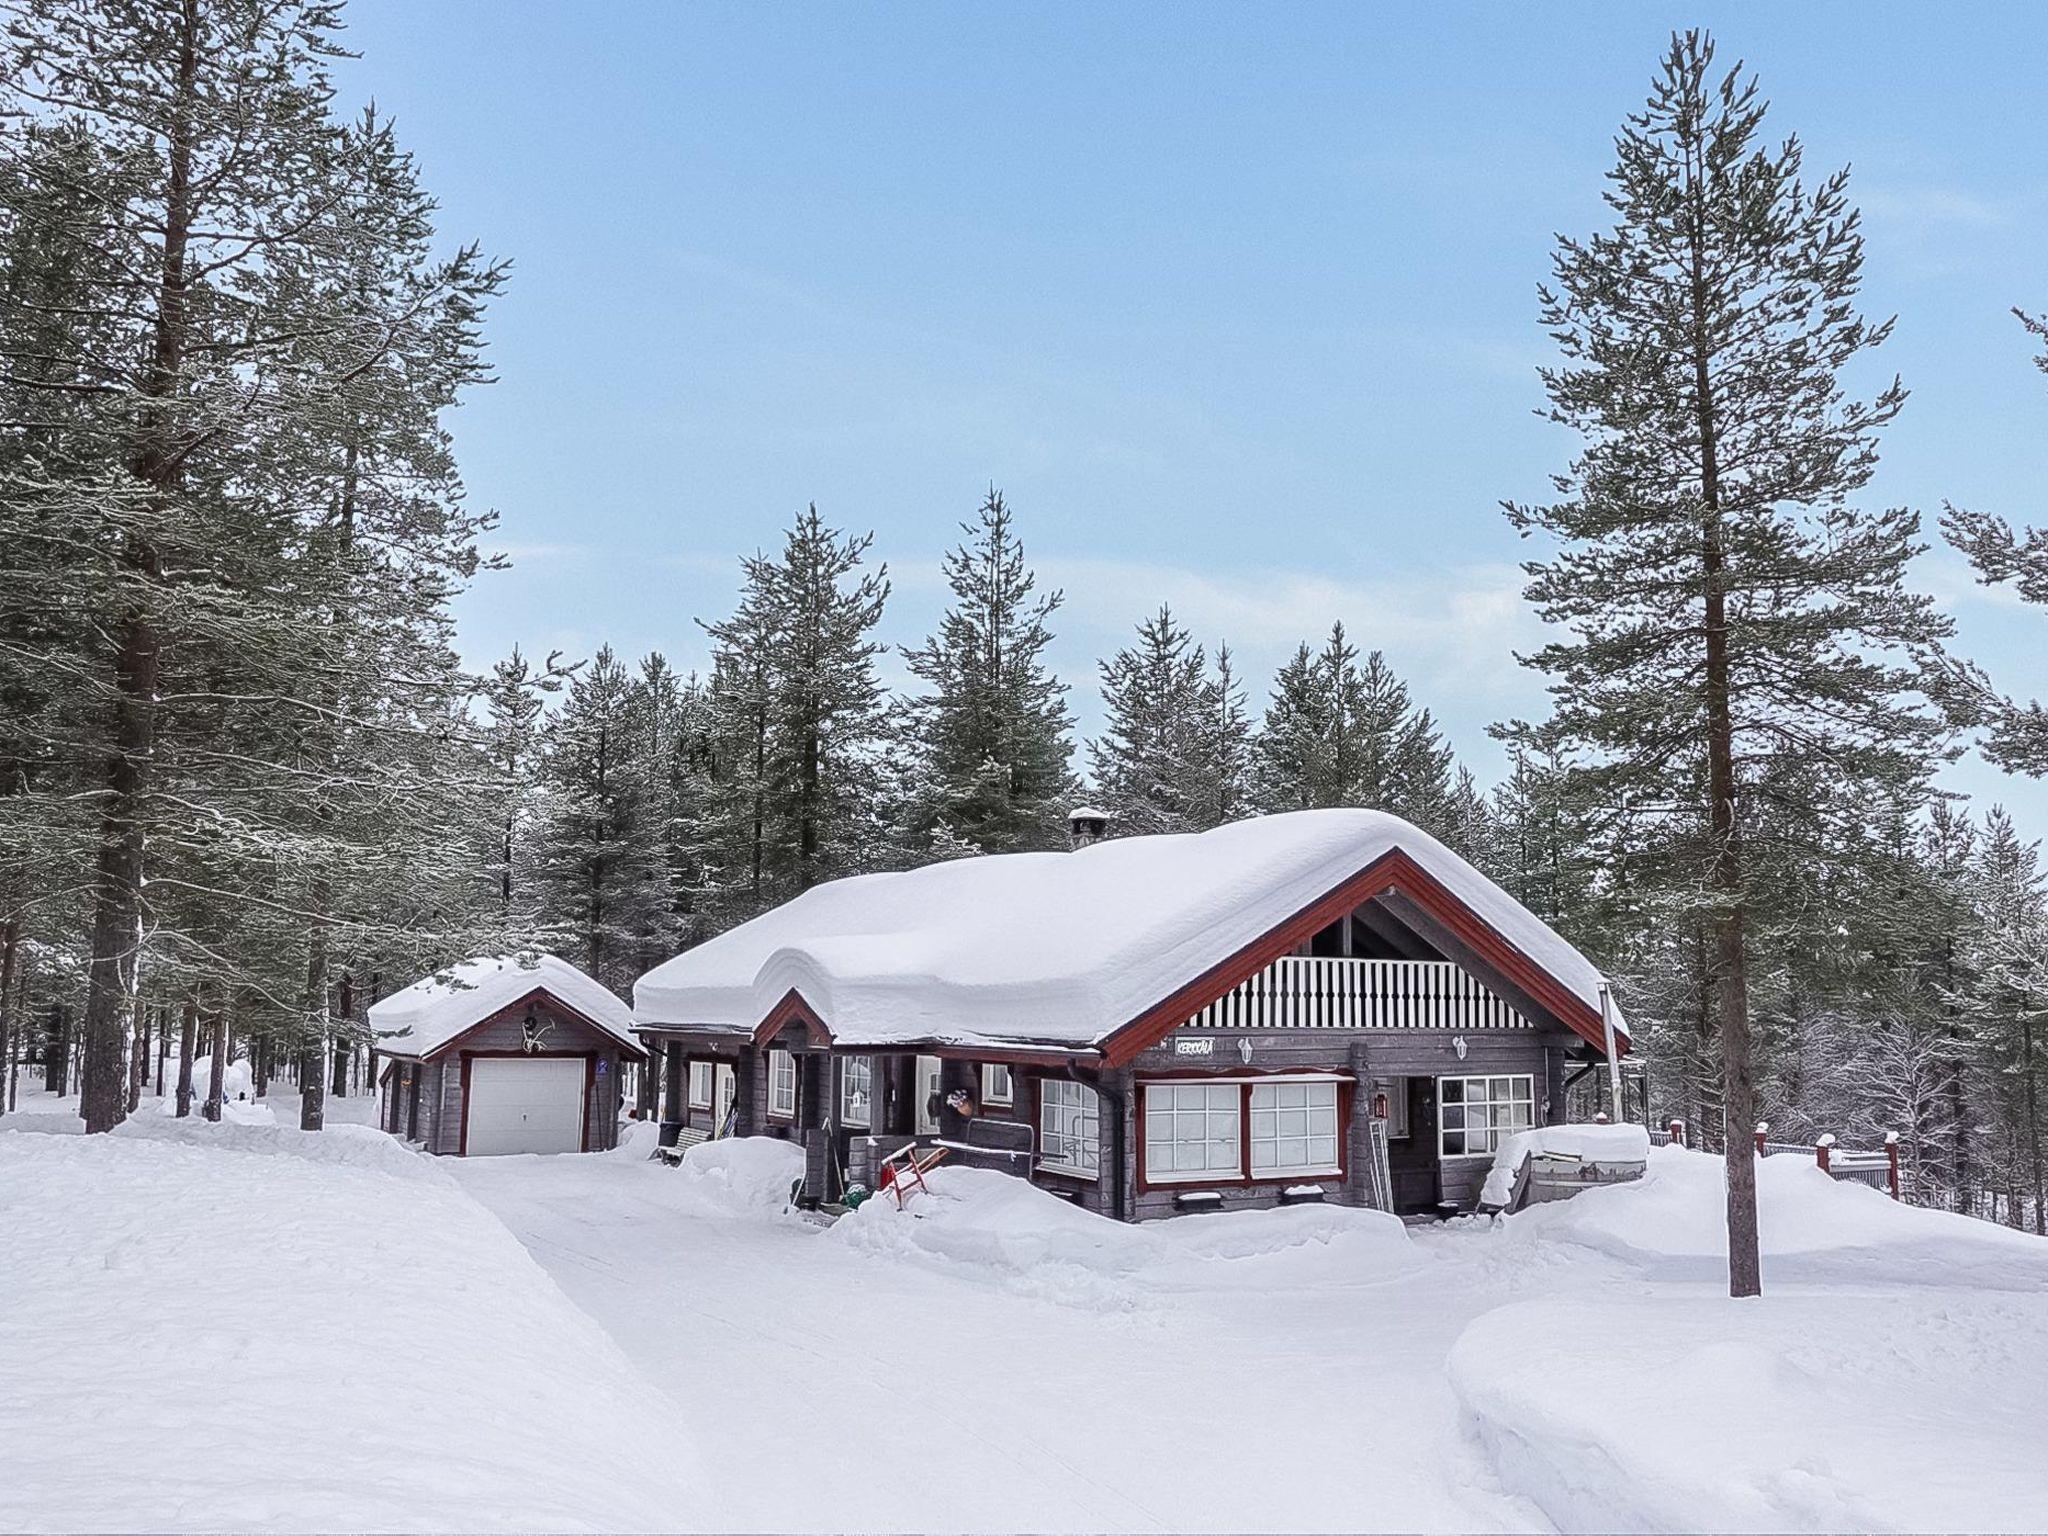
[466,1057,587,1156]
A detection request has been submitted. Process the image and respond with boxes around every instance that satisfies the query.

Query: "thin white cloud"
[1038,554,1545,712]
[1861,185,2015,231]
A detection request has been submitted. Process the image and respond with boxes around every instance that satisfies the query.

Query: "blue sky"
[334,2,2048,835]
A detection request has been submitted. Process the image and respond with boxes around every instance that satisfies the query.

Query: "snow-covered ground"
[4,1095,2044,1534]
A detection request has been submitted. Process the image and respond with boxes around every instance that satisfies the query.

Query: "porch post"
[659,1040,685,1149]
[1598,983,1624,1123]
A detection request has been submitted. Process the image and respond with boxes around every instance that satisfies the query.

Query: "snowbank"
[828,1164,1419,1307]
[1479,1122,1650,1208]
[0,1122,707,1532]
[635,808,1623,1049]
[1450,1290,2048,1533]
[1505,1143,2047,1268]
[670,1135,805,1217]
[117,1111,434,1181]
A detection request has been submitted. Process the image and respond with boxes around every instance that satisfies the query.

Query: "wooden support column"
[659,1040,685,1148]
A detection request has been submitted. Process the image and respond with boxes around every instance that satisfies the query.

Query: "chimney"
[1067,806,1109,850]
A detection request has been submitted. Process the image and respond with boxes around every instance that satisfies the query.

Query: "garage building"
[372,953,645,1156]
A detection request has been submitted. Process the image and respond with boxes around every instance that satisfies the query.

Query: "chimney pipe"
[1066,806,1109,850]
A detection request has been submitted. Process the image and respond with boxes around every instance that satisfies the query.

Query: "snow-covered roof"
[634,810,1625,1054]
[371,953,644,1060]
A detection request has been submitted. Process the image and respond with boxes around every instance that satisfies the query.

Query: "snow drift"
[0,1121,708,1533]
[669,1135,806,1217]
[1451,1145,2048,1533]
[829,1164,1420,1308]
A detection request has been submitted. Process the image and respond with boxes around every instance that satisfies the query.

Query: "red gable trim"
[750,988,835,1049]
[1098,848,1618,1068]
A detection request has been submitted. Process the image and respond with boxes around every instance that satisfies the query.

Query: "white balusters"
[1181,955,1532,1033]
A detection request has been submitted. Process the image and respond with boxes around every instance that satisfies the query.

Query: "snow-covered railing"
[1183,956,1532,1032]
[1753,1123,1901,1200]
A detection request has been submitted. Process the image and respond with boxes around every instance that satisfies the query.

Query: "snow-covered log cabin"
[633,809,1627,1218]
[372,954,645,1156]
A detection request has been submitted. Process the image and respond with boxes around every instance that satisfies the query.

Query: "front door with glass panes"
[915,1055,941,1135]
[713,1063,736,1136]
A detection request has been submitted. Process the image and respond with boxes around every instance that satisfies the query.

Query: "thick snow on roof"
[634,809,1624,1051]
[370,953,643,1059]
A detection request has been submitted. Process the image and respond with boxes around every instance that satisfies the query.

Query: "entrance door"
[466,1056,586,1156]
[915,1055,941,1135]
[1386,1076,1442,1213]
[713,1063,736,1136]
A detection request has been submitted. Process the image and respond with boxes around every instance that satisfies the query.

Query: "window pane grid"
[841,1057,872,1126]
[1143,1083,1241,1183]
[768,1050,797,1117]
[1040,1079,1100,1177]
[1249,1081,1340,1177]
[1438,1073,1533,1156]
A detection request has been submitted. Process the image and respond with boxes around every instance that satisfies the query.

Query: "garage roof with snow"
[371,953,644,1060]
[633,809,1625,1058]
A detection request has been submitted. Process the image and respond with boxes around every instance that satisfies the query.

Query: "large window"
[689,1061,713,1110]
[982,1063,1013,1108]
[1249,1080,1340,1177]
[1440,1074,1533,1157]
[1143,1078,1344,1184]
[841,1056,873,1127]
[768,1049,797,1119]
[1039,1079,1100,1178]
[1144,1082,1242,1183]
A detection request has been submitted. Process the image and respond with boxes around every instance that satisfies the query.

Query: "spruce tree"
[699,506,891,906]
[1089,605,1222,835]
[902,489,1075,855]
[1508,32,1951,1294]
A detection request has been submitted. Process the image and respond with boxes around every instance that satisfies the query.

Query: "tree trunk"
[174,1000,196,1118]
[202,1000,226,1122]
[301,896,328,1132]
[1686,154,1762,1299]
[155,1005,168,1095]
[45,1003,65,1094]
[252,1033,266,1098]
[330,974,353,1099]
[0,919,15,1119]
[2025,1018,2044,1237]
[79,0,201,1135]
[128,1000,149,1115]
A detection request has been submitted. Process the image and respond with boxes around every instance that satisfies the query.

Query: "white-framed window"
[1440,1073,1533,1157]
[688,1061,713,1110]
[1372,1077,1412,1140]
[1249,1080,1340,1177]
[982,1063,1013,1107]
[841,1056,873,1127]
[768,1049,797,1119]
[1143,1082,1243,1183]
[1039,1079,1100,1178]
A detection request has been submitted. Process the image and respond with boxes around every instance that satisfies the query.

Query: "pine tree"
[1940,309,2048,774]
[0,1,507,1132]
[902,489,1075,855]
[1508,31,1952,1294]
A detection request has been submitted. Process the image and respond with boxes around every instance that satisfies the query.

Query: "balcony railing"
[1182,956,1532,1033]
